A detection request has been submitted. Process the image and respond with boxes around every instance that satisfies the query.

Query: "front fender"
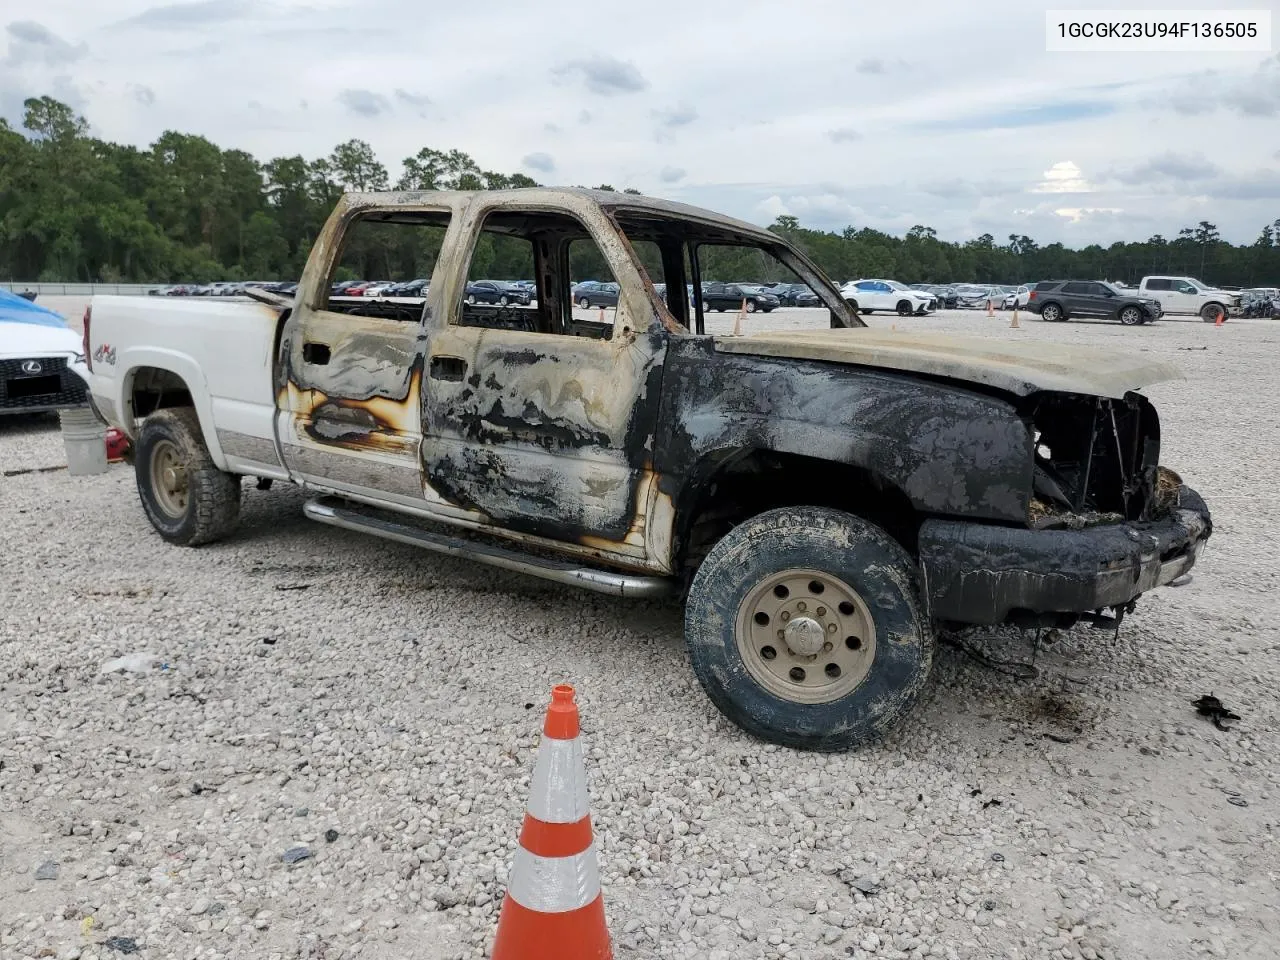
[655,340,1034,523]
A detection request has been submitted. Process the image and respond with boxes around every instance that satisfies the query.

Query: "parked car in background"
[787,284,821,307]
[573,280,620,308]
[952,284,1000,309]
[0,288,90,415]
[331,280,366,297]
[701,282,780,313]
[466,280,531,305]
[840,279,936,315]
[1002,285,1032,309]
[391,279,430,297]
[1027,280,1161,325]
[1240,288,1279,318]
[1135,276,1240,323]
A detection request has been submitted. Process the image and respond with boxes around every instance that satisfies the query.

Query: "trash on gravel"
[99,652,162,675]
[34,860,58,880]
[281,846,312,864]
[838,870,880,896]
[274,584,309,592]
[1227,796,1249,807]
[1192,694,1241,731]
[991,853,1006,862]
[324,829,339,843]
[103,936,140,954]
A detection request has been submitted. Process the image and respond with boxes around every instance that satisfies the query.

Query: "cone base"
[491,893,612,960]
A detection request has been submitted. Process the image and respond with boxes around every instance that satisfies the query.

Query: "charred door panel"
[421,325,667,559]
[654,338,1033,523]
[277,309,427,501]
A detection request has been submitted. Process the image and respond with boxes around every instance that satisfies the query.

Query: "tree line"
[2,96,1277,288]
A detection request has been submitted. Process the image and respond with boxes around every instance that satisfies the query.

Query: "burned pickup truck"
[81,189,1210,749]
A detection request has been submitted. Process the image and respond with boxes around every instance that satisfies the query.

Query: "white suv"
[840,279,936,315]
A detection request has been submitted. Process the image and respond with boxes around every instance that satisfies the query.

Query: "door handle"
[430,355,467,382]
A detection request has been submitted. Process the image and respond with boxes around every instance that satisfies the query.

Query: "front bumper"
[918,485,1211,625]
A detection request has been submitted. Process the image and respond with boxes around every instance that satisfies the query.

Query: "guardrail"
[2,282,159,296]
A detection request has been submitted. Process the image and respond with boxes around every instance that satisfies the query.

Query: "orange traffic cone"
[1010,306,1020,329]
[1214,306,1225,327]
[492,686,611,960]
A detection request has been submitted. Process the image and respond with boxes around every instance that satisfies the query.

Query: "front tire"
[135,408,240,546]
[578,297,590,309]
[1040,302,1065,322]
[685,507,933,750]
[1119,305,1144,326]
[1201,302,1225,323]
[896,300,913,316]
[745,300,757,313]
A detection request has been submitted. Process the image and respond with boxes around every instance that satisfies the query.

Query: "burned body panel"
[420,324,667,558]
[655,338,1034,529]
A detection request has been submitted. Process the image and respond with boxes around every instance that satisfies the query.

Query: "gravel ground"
[2,308,1277,960]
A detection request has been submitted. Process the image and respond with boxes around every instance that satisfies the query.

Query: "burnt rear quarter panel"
[654,337,1034,529]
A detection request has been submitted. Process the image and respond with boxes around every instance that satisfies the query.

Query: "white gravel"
[2,309,1277,960]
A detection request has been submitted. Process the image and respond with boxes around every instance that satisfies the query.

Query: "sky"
[2,0,1279,246]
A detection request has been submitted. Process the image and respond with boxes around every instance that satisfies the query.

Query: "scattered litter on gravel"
[2,310,1277,959]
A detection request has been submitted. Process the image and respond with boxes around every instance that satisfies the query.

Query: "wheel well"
[674,449,921,580]
[129,366,194,422]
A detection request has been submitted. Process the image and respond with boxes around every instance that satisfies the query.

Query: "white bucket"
[59,407,108,476]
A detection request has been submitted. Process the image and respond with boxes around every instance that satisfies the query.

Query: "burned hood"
[713,328,1182,399]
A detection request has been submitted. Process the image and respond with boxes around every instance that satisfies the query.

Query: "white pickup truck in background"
[1134,276,1240,323]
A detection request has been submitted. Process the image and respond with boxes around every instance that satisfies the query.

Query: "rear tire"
[135,408,240,546]
[685,506,933,750]
[1040,302,1065,322]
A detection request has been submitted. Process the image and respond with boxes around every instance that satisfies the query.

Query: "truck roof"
[340,188,778,243]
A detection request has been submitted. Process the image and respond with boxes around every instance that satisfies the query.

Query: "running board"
[303,497,675,599]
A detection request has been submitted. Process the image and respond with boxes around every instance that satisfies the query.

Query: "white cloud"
[1032,161,1094,194]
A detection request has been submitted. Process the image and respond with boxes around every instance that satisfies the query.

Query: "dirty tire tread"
[136,407,241,547]
[684,506,933,751]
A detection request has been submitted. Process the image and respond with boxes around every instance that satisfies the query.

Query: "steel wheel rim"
[735,568,877,704]
[149,438,190,518]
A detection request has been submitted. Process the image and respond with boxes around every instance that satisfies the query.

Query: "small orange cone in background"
[491,685,612,960]
[1215,306,1225,327]
[1010,306,1020,330]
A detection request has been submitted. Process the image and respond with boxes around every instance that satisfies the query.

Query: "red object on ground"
[105,427,130,463]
